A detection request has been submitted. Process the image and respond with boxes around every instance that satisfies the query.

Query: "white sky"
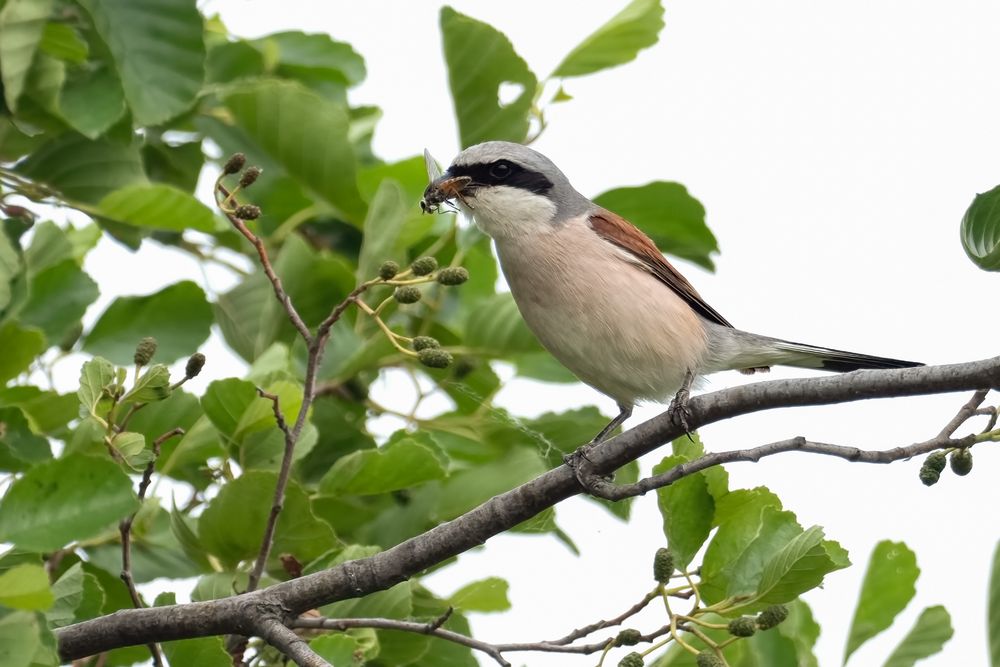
[77,1,1000,665]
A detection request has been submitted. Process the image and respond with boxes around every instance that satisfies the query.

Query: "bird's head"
[421,141,589,238]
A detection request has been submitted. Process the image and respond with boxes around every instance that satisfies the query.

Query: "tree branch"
[56,356,1000,661]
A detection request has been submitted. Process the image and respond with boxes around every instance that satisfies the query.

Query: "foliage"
[0,1,981,666]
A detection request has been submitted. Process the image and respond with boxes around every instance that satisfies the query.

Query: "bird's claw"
[670,370,695,439]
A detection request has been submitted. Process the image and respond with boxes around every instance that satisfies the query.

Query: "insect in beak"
[420,174,474,214]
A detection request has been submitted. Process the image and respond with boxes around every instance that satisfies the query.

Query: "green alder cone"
[696,651,725,667]
[727,616,757,637]
[653,547,674,583]
[756,604,789,630]
[410,256,438,276]
[394,286,422,304]
[378,260,400,280]
[618,652,643,667]
[924,450,947,473]
[412,336,440,351]
[418,348,453,369]
[949,448,973,476]
[616,628,641,646]
[133,336,157,365]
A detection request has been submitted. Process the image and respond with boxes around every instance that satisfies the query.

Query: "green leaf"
[77,0,205,126]
[0,611,41,667]
[224,79,366,222]
[122,364,171,404]
[0,222,21,311]
[47,563,104,627]
[0,405,52,472]
[844,540,919,664]
[438,449,547,519]
[990,540,1000,666]
[0,0,54,111]
[200,377,257,442]
[320,438,447,496]
[356,179,409,282]
[448,577,510,612]
[553,0,665,77]
[58,64,126,139]
[77,356,115,415]
[198,471,335,568]
[0,563,53,609]
[169,499,213,571]
[593,182,718,270]
[98,183,216,233]
[0,321,45,384]
[0,453,138,551]
[84,281,212,364]
[15,133,146,203]
[17,259,99,343]
[253,31,366,89]
[753,526,850,606]
[881,606,953,667]
[39,22,88,62]
[310,634,359,666]
[109,431,146,467]
[725,507,803,599]
[699,487,783,604]
[960,184,1000,271]
[655,450,715,570]
[440,6,538,147]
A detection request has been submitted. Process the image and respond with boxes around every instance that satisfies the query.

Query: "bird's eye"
[489,162,512,179]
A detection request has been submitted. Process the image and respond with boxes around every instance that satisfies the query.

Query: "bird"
[420,141,922,445]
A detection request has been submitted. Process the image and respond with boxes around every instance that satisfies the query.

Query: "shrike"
[421,141,921,443]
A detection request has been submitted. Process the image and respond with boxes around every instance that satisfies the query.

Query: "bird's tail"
[765,338,923,372]
[703,326,923,374]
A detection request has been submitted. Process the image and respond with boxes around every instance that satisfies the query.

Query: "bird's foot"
[563,445,616,498]
[669,370,695,439]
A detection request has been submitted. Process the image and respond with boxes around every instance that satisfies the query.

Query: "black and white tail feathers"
[768,339,923,373]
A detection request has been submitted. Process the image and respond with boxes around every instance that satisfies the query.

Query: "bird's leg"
[562,403,633,497]
[592,402,633,445]
[562,403,632,468]
[669,370,695,437]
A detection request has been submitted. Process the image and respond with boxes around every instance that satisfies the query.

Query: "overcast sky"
[80,1,1000,664]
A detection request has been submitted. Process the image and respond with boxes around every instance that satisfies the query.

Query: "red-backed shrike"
[421,141,921,443]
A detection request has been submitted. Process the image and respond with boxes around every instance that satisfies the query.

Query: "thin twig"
[216,183,312,343]
[256,619,331,667]
[117,427,184,667]
[577,432,978,501]
[292,616,511,666]
[245,390,293,593]
[546,588,659,645]
[937,389,989,437]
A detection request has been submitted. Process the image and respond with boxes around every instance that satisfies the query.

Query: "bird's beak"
[420,173,473,214]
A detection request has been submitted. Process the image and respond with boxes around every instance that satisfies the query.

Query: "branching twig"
[117,427,184,667]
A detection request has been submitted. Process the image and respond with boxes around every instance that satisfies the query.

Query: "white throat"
[462,185,557,239]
